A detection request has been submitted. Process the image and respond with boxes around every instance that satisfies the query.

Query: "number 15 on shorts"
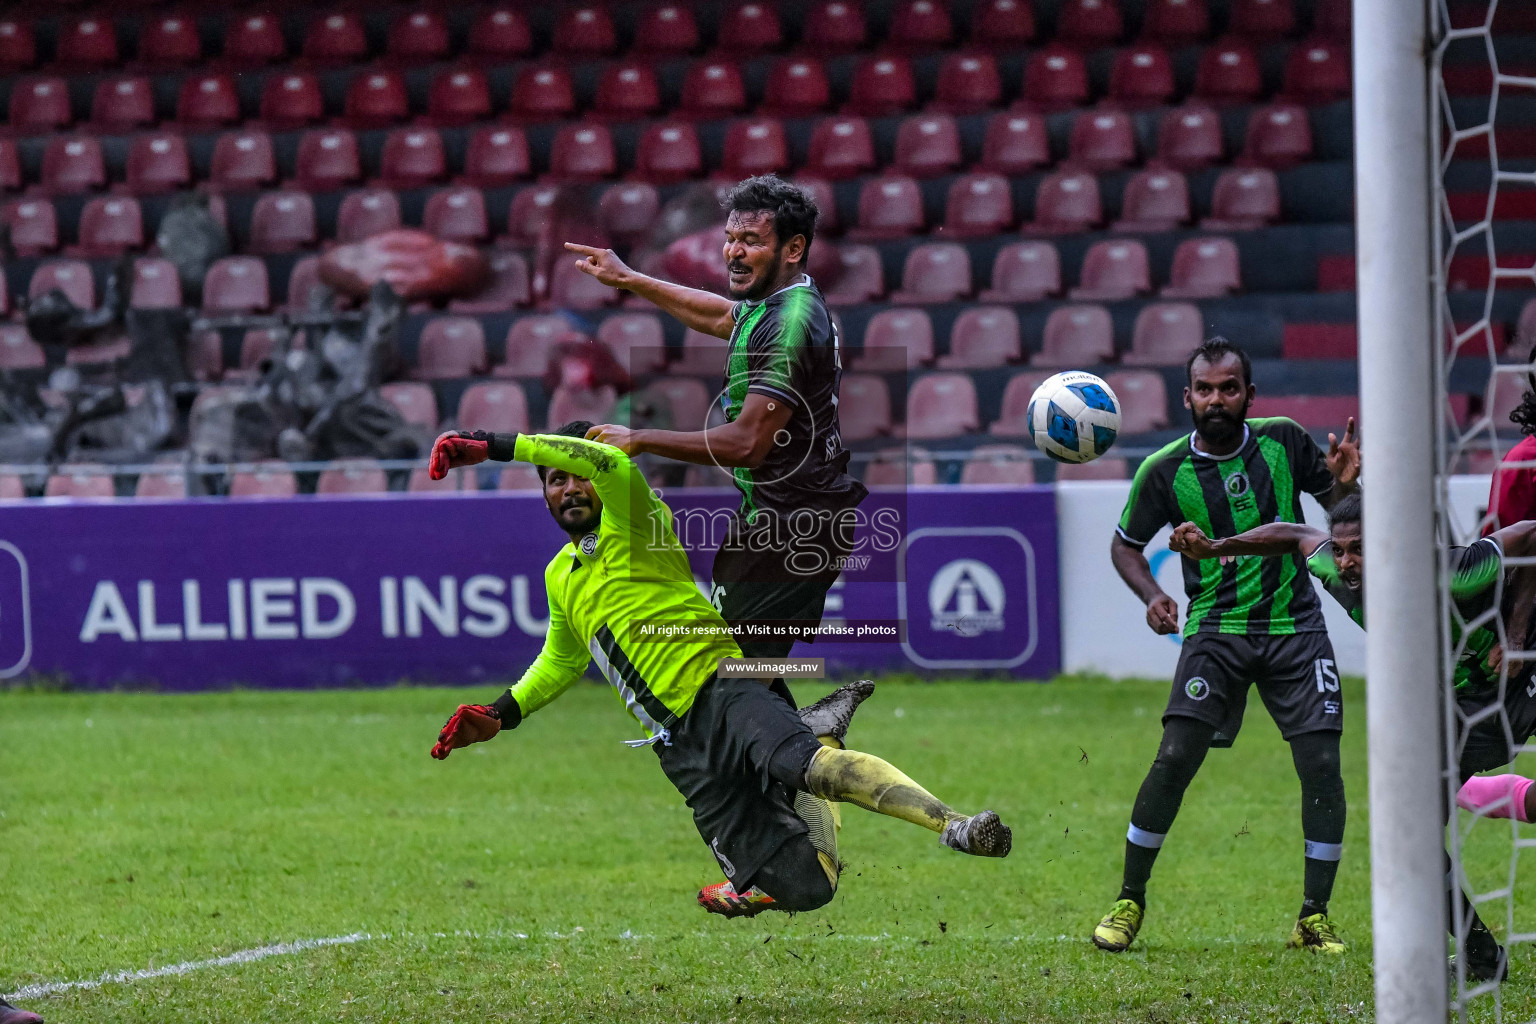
[1314,658,1340,693]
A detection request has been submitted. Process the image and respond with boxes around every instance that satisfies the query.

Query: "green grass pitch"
[1,676,1532,1022]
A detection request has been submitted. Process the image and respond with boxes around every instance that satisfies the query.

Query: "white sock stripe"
[1127,823,1166,849]
[1305,840,1344,862]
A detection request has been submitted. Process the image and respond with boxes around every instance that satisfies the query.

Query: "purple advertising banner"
[0,486,1058,689]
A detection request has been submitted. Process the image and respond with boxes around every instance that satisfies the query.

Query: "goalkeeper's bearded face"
[543,468,603,536]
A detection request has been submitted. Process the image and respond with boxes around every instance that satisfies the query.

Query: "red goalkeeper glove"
[428,430,495,480]
[430,704,501,760]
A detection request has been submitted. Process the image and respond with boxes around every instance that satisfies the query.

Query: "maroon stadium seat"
[40,136,106,195]
[635,122,704,183]
[944,172,1014,236]
[260,72,325,128]
[1124,302,1203,364]
[499,464,543,490]
[546,386,617,429]
[805,117,877,180]
[1203,167,1280,228]
[344,71,410,127]
[980,112,1051,174]
[1105,370,1171,432]
[849,175,925,239]
[379,128,447,189]
[183,330,223,382]
[938,306,1022,368]
[232,328,286,379]
[719,3,785,52]
[548,259,617,310]
[281,257,321,312]
[760,58,831,117]
[845,55,917,116]
[317,460,388,496]
[960,445,1037,485]
[292,129,360,192]
[303,12,369,64]
[907,373,981,439]
[794,177,839,235]
[499,316,577,377]
[91,77,155,130]
[202,257,270,312]
[1242,103,1314,167]
[597,313,668,374]
[1155,103,1225,169]
[229,463,299,499]
[31,260,95,308]
[469,9,533,60]
[509,64,577,122]
[1033,304,1114,366]
[1024,171,1102,233]
[1071,239,1151,299]
[894,114,963,177]
[594,61,662,121]
[57,16,118,69]
[0,325,43,370]
[554,6,618,56]
[125,133,191,194]
[929,53,1001,114]
[982,241,1062,301]
[409,467,464,494]
[11,77,72,134]
[1162,236,1242,297]
[635,4,700,53]
[462,126,531,188]
[47,465,116,500]
[1249,395,1359,432]
[210,130,277,191]
[548,124,617,181]
[415,317,488,379]
[1314,0,1351,39]
[990,370,1056,435]
[865,449,937,488]
[969,0,1037,48]
[889,0,954,49]
[5,199,58,256]
[892,243,973,303]
[1230,0,1295,40]
[177,73,241,128]
[1108,44,1176,108]
[249,191,317,253]
[423,186,489,244]
[672,328,730,376]
[804,1,868,52]
[1021,47,1089,111]
[130,257,181,308]
[450,251,532,313]
[428,67,492,126]
[1114,169,1191,230]
[137,14,200,67]
[506,183,561,245]
[721,118,791,179]
[1067,109,1137,170]
[1057,457,1129,481]
[459,381,531,433]
[388,11,451,63]
[381,381,439,430]
[335,189,400,243]
[823,244,884,305]
[1282,38,1351,102]
[837,374,894,441]
[72,197,143,257]
[0,139,18,192]
[224,13,286,65]
[647,377,714,432]
[681,60,748,119]
[1195,38,1262,103]
[1057,0,1125,46]
[0,18,37,71]
[0,473,23,499]
[1142,0,1211,44]
[853,308,933,371]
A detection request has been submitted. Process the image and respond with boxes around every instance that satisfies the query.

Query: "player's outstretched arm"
[564,243,736,340]
[1110,534,1179,635]
[1171,521,1327,562]
[587,392,794,469]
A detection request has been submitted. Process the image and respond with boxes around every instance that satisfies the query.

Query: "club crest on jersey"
[1185,677,1210,701]
[579,533,599,556]
[1225,471,1251,498]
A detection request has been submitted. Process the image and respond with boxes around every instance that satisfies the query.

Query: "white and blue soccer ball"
[1026,371,1121,464]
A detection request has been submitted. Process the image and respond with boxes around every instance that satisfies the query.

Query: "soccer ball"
[1026,371,1121,464]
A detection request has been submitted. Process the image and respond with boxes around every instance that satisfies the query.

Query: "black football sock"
[1119,717,1216,905]
[1292,731,1346,919]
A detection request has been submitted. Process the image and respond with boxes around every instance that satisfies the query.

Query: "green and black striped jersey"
[1118,417,1336,637]
[723,275,866,526]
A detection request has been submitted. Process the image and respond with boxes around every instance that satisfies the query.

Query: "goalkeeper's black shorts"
[710,518,854,662]
[1458,675,1536,777]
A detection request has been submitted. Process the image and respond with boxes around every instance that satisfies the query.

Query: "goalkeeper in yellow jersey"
[425,422,1012,917]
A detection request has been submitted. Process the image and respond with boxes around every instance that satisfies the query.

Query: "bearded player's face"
[1185,353,1254,448]
[723,210,803,301]
[543,469,602,536]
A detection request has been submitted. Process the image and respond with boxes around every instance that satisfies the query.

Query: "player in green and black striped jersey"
[1092,338,1361,957]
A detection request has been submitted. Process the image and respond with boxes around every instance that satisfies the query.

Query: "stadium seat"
[1056,457,1130,480]
[4,199,58,256]
[845,56,917,116]
[379,129,447,189]
[449,251,532,312]
[469,8,534,60]
[1162,236,1242,297]
[1195,39,1263,104]
[224,14,286,66]
[889,0,954,49]
[794,177,839,235]
[944,172,1014,236]
[805,117,877,180]
[721,119,791,179]
[907,373,980,439]
[1108,44,1176,108]
[760,58,831,117]
[1124,302,1204,364]
[317,460,388,496]
[1249,395,1359,432]
[554,6,618,55]
[1202,167,1281,228]
[1071,239,1151,300]
[894,114,963,177]
[280,257,322,312]
[509,64,577,122]
[938,306,1022,368]
[125,133,191,195]
[499,316,577,377]
[804,0,868,52]
[990,370,1055,434]
[1142,0,1211,44]
[598,183,661,244]
[344,71,410,127]
[506,183,561,245]
[1230,0,1295,40]
[415,317,489,380]
[960,445,1037,485]
[719,3,785,51]
[824,244,885,305]
[892,243,973,303]
[458,381,532,433]
[635,4,700,53]
[632,122,703,184]
[423,187,489,244]
[1155,103,1225,169]
[681,60,748,119]
[547,386,617,429]
[931,53,1002,114]
[249,192,317,253]
[10,77,71,134]
[56,16,118,69]
[381,381,439,430]
[548,124,617,181]
[982,241,1062,301]
[969,0,1037,47]
[671,329,730,376]
[0,326,43,370]
[72,197,143,257]
[1024,171,1103,233]
[853,308,934,371]
[259,73,325,129]
[130,257,181,309]
[137,14,200,67]
[303,12,369,64]
[596,313,668,374]
[388,11,451,63]
[1114,169,1191,230]
[333,189,399,243]
[1314,0,1351,40]
[47,466,116,500]
[1033,304,1114,366]
[229,462,299,498]
[408,467,464,493]
[0,18,36,71]
[1068,109,1137,170]
[461,126,531,188]
[837,374,895,441]
[498,463,543,490]
[202,257,270,312]
[181,330,222,381]
[593,61,662,121]
[548,259,617,310]
[428,68,492,126]
[1105,370,1171,433]
[0,140,17,191]
[1021,47,1090,111]
[647,377,714,432]
[91,77,155,130]
[30,260,95,308]
[209,130,277,192]
[288,130,360,193]
[1282,38,1351,102]
[40,137,106,195]
[849,175,925,239]
[176,73,241,128]
[865,448,937,488]
[0,473,21,500]
[1057,0,1125,45]
[980,112,1051,174]
[1242,103,1314,167]
[232,327,287,378]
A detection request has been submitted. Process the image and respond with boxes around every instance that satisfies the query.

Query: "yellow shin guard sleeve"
[805,747,960,834]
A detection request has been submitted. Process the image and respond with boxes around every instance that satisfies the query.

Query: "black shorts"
[1166,631,1343,747]
[710,516,855,661]
[656,676,825,892]
[1457,674,1536,777]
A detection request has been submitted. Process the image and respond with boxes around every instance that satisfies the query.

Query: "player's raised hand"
[1326,417,1360,488]
[584,422,640,455]
[1169,522,1218,560]
[430,703,501,760]
[565,243,633,290]
[428,430,492,480]
[1146,594,1180,636]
